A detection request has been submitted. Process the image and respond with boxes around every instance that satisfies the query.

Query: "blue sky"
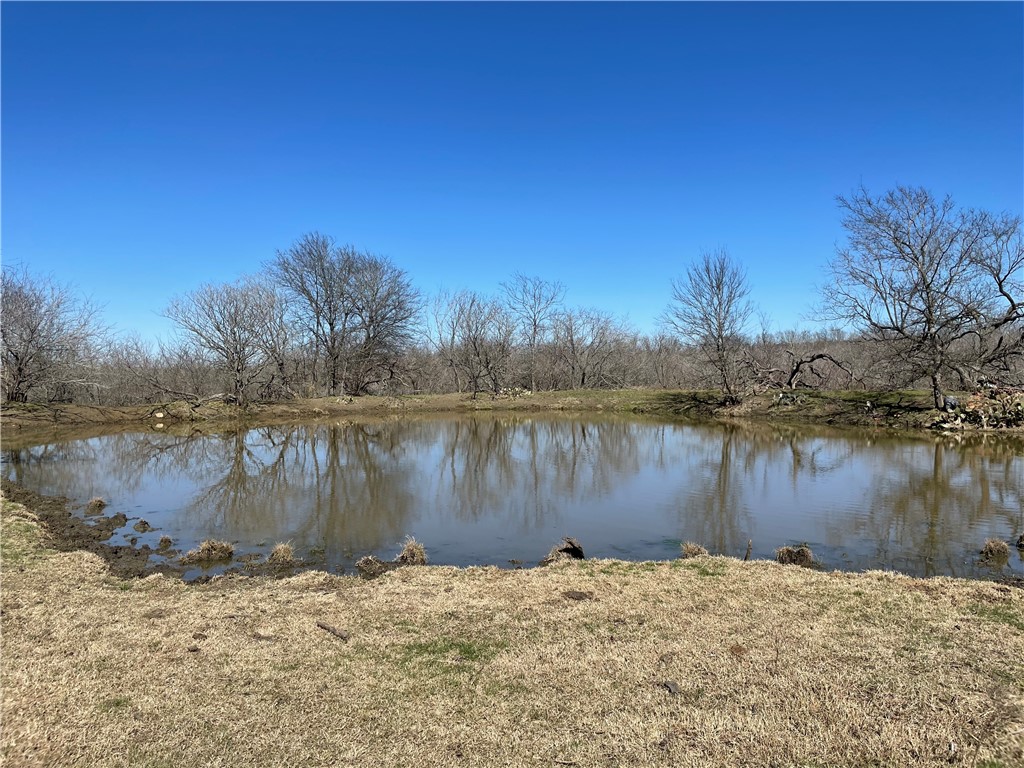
[3,2,1022,341]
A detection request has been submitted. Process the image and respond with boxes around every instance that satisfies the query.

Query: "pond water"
[3,414,1022,580]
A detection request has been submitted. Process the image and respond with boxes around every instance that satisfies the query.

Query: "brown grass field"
[2,496,1023,768]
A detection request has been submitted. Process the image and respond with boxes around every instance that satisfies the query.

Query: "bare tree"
[429,290,514,397]
[821,186,1024,408]
[164,277,272,405]
[270,233,419,396]
[344,254,422,394]
[1,267,106,402]
[551,307,628,389]
[661,249,754,400]
[501,273,565,392]
[270,232,356,396]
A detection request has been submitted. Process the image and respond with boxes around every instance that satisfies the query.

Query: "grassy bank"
[3,497,1023,767]
[0,388,947,440]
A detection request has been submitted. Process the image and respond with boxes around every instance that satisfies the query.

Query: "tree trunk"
[931,371,945,409]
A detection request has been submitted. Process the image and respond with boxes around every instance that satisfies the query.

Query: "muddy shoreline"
[0,388,956,436]
[4,477,1022,589]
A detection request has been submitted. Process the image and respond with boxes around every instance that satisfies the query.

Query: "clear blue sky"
[3,2,1022,341]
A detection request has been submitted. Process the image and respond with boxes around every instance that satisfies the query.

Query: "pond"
[3,414,1022,580]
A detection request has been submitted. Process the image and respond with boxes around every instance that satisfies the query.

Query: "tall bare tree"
[270,232,356,396]
[429,290,514,397]
[661,249,754,400]
[501,273,565,392]
[270,233,419,396]
[164,277,273,405]
[1,267,106,402]
[821,186,1024,408]
[345,254,422,394]
[551,307,628,389]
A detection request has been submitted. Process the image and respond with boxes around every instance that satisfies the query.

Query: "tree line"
[3,186,1022,407]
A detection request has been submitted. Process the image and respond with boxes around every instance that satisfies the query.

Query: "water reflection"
[3,416,1022,578]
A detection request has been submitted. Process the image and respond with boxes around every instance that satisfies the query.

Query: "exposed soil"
[0,479,166,579]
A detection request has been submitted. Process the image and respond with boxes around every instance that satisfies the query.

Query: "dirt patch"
[0,479,172,579]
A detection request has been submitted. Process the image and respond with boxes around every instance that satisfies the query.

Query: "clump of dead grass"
[268,542,296,567]
[355,555,392,578]
[179,539,234,565]
[85,497,108,514]
[394,536,427,565]
[980,538,1010,562]
[540,536,586,566]
[680,541,708,559]
[775,544,816,567]
[157,536,173,550]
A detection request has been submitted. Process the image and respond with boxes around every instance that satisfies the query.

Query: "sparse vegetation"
[179,539,234,565]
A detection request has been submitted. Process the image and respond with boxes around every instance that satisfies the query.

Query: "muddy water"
[3,414,1022,580]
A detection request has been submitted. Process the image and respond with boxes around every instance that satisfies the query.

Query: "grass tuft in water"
[180,539,234,565]
[776,544,816,568]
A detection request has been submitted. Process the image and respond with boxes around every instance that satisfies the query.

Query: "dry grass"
[85,497,108,514]
[179,539,234,565]
[2,498,1023,768]
[981,538,1011,562]
[394,536,427,565]
[775,544,816,567]
[268,542,296,566]
[680,541,709,559]
[157,536,173,550]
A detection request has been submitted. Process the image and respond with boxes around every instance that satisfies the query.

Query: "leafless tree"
[270,232,357,396]
[0,267,106,402]
[270,233,419,396]
[661,249,754,400]
[501,273,565,392]
[429,290,514,397]
[551,307,629,389]
[344,254,422,394]
[164,277,273,405]
[820,186,1024,408]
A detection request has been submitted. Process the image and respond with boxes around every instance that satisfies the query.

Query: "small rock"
[187,645,200,653]
[133,520,153,533]
[662,680,681,696]
[192,632,208,640]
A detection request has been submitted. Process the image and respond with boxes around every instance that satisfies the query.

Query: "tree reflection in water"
[2,417,1021,577]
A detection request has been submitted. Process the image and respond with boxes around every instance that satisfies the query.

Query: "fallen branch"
[315,621,350,642]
